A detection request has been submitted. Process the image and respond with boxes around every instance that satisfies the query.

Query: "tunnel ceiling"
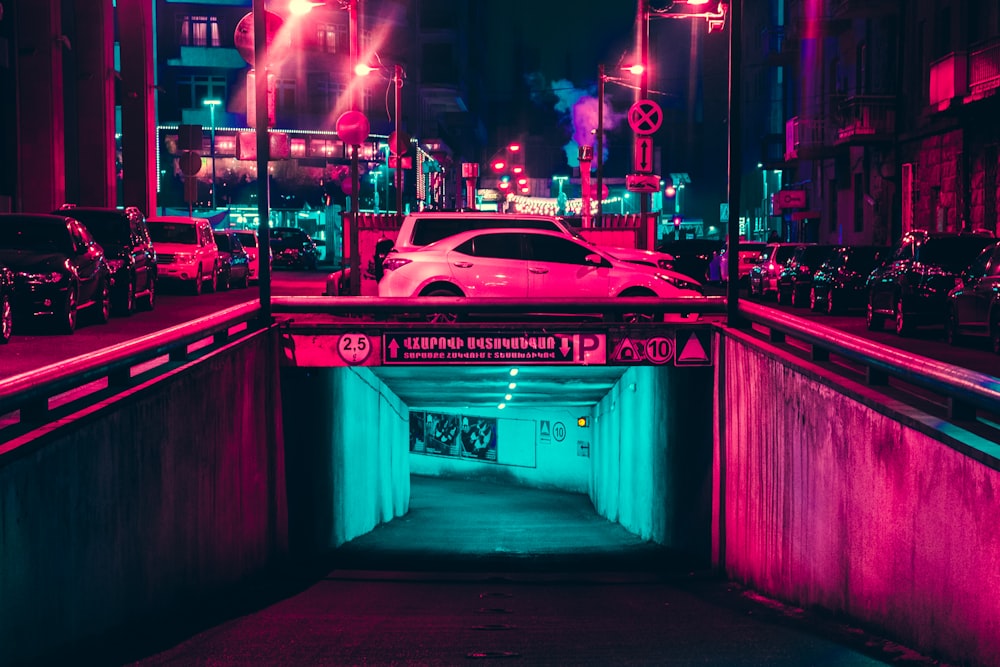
[370,366,629,410]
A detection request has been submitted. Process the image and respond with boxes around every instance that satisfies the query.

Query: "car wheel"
[192,267,203,296]
[141,275,156,311]
[989,313,1000,355]
[422,286,461,323]
[92,279,111,325]
[219,267,231,291]
[791,285,805,308]
[865,299,884,331]
[238,269,250,289]
[894,297,912,336]
[809,287,819,312]
[206,264,219,293]
[825,289,837,315]
[59,286,79,334]
[0,293,11,343]
[618,289,658,323]
[117,278,136,316]
[776,285,788,305]
[945,309,962,346]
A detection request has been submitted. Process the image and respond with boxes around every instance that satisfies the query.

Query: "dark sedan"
[809,245,889,314]
[775,244,836,307]
[270,226,318,271]
[55,205,157,315]
[213,230,251,290]
[0,261,13,343]
[0,213,111,333]
[866,230,996,336]
[945,240,1000,353]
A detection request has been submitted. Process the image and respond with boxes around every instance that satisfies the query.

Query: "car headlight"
[656,273,703,293]
[23,271,65,283]
[174,253,194,263]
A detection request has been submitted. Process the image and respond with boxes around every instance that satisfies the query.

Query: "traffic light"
[673,215,682,230]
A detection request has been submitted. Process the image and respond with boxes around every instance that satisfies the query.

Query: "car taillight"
[381,257,412,272]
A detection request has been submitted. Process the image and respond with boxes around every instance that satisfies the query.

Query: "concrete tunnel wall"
[0,329,287,665]
[719,330,1000,667]
[281,367,409,554]
[590,365,714,559]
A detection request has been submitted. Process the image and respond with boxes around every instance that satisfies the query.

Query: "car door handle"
[529,267,548,274]
[452,261,473,268]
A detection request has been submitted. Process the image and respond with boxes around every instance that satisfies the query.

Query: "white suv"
[147,216,220,295]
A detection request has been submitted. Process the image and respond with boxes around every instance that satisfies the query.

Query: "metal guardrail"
[737,300,1000,424]
[0,302,264,451]
[270,295,728,319]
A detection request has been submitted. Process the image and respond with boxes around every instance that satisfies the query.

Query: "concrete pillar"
[117,0,157,216]
[16,0,66,211]
[70,0,117,207]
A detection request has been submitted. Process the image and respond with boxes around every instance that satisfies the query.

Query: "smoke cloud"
[548,78,625,169]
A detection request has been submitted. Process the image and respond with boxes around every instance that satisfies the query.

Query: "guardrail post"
[948,398,977,422]
[19,399,49,425]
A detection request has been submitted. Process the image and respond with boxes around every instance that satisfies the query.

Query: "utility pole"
[348,0,361,295]
[637,0,649,220]
[597,64,604,224]
[394,63,403,222]
[252,0,271,321]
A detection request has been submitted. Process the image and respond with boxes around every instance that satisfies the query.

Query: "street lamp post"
[203,98,221,210]
[252,0,271,320]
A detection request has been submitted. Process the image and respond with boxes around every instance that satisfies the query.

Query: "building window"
[307,73,344,114]
[177,75,227,109]
[316,23,346,53]
[277,79,297,115]
[179,15,220,47]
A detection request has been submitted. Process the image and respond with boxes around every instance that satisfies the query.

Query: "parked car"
[213,230,251,290]
[775,244,836,307]
[655,238,724,283]
[147,215,220,295]
[944,240,1000,353]
[0,261,13,343]
[748,242,804,300]
[378,228,703,322]
[809,245,889,314]
[326,211,678,295]
[55,205,157,315]
[233,229,273,283]
[865,230,996,336]
[271,226,319,271]
[0,213,111,333]
[718,241,766,286]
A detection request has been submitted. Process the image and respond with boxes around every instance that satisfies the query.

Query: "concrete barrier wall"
[0,329,288,664]
[591,365,713,559]
[720,331,1000,666]
[281,367,409,554]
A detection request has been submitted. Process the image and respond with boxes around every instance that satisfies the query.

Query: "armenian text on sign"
[382,332,606,365]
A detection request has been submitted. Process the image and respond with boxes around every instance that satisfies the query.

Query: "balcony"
[835,95,896,144]
[929,52,968,111]
[966,37,1000,102]
[784,116,837,161]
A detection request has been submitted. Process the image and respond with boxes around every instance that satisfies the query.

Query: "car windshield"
[235,232,257,248]
[61,211,129,245]
[774,246,798,262]
[846,247,884,269]
[272,229,304,242]
[916,237,995,269]
[148,222,197,244]
[0,220,72,253]
[799,246,832,263]
[214,234,231,251]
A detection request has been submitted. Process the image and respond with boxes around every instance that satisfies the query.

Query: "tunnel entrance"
[279,326,716,570]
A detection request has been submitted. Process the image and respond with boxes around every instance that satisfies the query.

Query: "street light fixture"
[355,60,407,220]
[203,98,221,210]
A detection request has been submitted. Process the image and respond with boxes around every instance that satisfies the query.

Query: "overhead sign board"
[628,99,663,135]
[633,136,654,173]
[626,173,660,193]
[382,331,606,365]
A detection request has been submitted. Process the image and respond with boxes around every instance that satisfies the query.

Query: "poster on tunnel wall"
[410,411,497,462]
